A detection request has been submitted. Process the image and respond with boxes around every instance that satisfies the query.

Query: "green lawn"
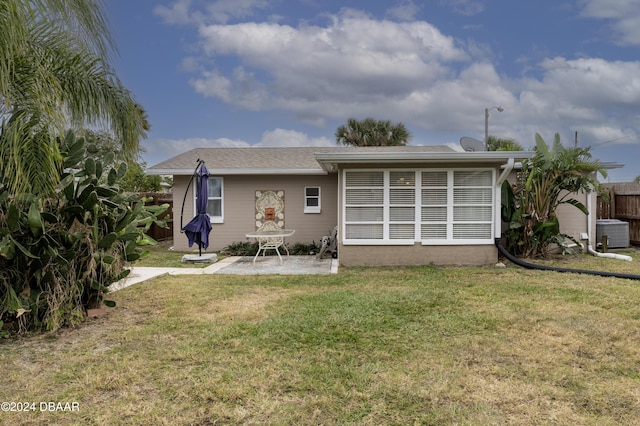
[2,253,640,425]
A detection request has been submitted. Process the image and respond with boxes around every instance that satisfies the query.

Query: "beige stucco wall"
[339,244,497,266]
[172,174,338,252]
[170,165,595,264]
[556,190,592,246]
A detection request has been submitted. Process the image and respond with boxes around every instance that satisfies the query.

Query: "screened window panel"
[207,178,222,197]
[454,206,492,221]
[454,188,492,204]
[346,224,383,239]
[421,206,447,221]
[207,200,221,217]
[305,187,319,197]
[421,224,447,239]
[345,189,383,204]
[346,171,383,186]
[196,177,223,220]
[390,224,415,239]
[454,170,492,186]
[307,198,319,207]
[453,223,492,239]
[390,207,414,221]
[422,189,447,205]
[390,189,415,204]
[346,206,383,222]
[390,171,415,186]
[344,169,493,244]
[422,171,447,186]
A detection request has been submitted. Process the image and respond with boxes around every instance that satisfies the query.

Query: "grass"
[133,240,212,268]
[2,251,640,425]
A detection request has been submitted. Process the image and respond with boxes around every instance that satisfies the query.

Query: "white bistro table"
[245,229,295,265]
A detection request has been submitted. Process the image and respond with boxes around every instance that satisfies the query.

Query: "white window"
[343,169,494,245]
[304,186,321,213]
[196,177,224,223]
[421,170,494,244]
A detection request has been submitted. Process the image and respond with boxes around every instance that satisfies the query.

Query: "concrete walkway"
[108,256,338,292]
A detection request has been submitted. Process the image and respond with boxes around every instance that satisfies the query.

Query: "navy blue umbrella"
[181,161,212,256]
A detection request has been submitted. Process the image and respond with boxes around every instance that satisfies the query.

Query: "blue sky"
[107,0,640,181]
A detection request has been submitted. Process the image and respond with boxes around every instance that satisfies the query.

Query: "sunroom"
[315,150,535,266]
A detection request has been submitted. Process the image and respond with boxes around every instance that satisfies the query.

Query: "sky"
[106,0,640,182]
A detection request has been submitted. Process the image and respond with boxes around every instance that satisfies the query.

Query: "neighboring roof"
[147,146,457,175]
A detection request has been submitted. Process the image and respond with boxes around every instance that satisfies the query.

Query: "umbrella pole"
[180,159,205,232]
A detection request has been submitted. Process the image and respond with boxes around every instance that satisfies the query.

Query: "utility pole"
[575,131,578,147]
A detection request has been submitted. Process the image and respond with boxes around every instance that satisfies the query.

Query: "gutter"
[314,150,534,172]
[146,168,329,176]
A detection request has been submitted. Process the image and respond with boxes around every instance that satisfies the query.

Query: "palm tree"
[0,0,148,196]
[335,118,411,146]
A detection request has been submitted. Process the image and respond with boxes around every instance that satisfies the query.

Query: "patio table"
[245,229,295,265]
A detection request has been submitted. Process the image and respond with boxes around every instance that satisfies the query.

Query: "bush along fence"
[0,131,168,336]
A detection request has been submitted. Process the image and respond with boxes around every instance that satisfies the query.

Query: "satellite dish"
[460,137,486,152]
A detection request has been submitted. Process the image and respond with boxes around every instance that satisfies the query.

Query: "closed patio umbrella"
[181,161,212,256]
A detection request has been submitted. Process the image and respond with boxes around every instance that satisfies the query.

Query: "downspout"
[495,157,514,239]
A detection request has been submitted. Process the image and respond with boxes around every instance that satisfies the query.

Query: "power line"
[590,135,633,148]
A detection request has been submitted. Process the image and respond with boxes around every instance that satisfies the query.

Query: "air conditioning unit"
[596,219,629,248]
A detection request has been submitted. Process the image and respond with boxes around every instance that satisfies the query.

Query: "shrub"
[288,241,321,255]
[221,241,321,256]
[221,241,259,256]
[0,131,167,334]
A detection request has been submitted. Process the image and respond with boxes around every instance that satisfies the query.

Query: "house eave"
[147,168,328,176]
[314,151,536,171]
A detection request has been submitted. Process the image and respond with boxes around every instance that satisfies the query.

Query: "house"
[148,145,603,266]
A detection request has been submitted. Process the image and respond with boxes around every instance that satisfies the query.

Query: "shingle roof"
[147,146,456,175]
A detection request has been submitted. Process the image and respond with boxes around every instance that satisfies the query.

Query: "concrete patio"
[109,255,338,292]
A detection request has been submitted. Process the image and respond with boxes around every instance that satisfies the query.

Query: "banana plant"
[501,133,607,258]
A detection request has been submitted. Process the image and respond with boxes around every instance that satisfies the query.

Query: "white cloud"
[439,0,486,16]
[154,0,268,25]
[190,11,469,124]
[202,0,269,24]
[156,2,640,162]
[386,0,420,21]
[533,57,640,110]
[143,137,250,165]
[256,128,334,147]
[579,0,640,45]
[153,0,199,25]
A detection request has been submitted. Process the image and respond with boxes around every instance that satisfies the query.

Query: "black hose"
[494,238,640,281]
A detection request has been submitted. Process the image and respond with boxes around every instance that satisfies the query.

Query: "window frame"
[304,186,321,214]
[194,176,224,223]
[342,168,495,246]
